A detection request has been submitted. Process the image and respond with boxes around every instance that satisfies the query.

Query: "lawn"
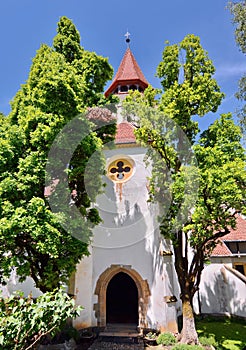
[196,316,246,350]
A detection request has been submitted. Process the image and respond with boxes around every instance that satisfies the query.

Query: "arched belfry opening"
[94,265,150,328]
[106,272,138,324]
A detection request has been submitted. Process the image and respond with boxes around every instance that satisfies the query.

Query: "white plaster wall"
[73,247,94,329]
[193,264,246,318]
[0,269,42,298]
[74,146,178,331]
[88,235,178,330]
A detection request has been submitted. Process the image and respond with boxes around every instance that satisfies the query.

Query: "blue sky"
[0,0,245,132]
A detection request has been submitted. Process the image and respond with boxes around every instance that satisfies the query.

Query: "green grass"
[196,316,246,350]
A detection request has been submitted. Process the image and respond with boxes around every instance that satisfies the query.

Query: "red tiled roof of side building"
[211,215,246,257]
[105,48,148,97]
[211,241,232,256]
[115,122,136,144]
[221,215,246,241]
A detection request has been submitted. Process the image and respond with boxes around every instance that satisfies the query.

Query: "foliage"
[189,114,246,251]
[196,316,246,350]
[0,289,82,350]
[199,335,217,347]
[53,16,83,63]
[228,1,246,129]
[0,17,116,292]
[171,345,204,350]
[228,1,246,54]
[145,331,157,339]
[156,34,224,142]
[235,75,246,130]
[123,34,246,345]
[156,332,177,345]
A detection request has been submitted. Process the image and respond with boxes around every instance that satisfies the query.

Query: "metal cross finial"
[124,31,131,47]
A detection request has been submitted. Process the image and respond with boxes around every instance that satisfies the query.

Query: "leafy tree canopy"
[228,1,246,54]
[156,34,224,141]
[0,17,116,292]
[228,1,246,128]
[53,16,83,62]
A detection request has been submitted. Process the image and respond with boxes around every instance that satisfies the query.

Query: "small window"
[239,242,246,253]
[225,241,246,255]
[225,242,238,254]
[233,263,246,276]
[120,85,128,92]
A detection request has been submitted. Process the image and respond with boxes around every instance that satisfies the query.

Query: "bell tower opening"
[106,272,138,324]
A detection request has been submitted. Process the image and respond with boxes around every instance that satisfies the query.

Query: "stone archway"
[94,265,150,329]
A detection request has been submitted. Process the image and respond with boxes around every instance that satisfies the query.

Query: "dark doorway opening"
[106,272,138,324]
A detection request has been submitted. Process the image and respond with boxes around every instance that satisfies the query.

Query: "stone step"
[100,323,140,337]
[88,338,144,350]
[87,323,144,350]
[99,331,140,337]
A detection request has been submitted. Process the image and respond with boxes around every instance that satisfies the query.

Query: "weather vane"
[124,31,131,47]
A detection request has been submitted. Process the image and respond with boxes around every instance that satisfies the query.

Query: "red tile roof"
[211,215,246,257]
[105,48,148,97]
[115,122,136,145]
[86,107,116,123]
[221,215,246,241]
[211,241,232,256]
[113,48,148,84]
[44,123,137,198]
[44,179,59,197]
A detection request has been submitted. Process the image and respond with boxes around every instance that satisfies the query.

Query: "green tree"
[228,1,246,54]
[0,17,116,292]
[228,1,246,129]
[123,34,245,344]
[53,16,83,63]
[53,16,117,107]
[156,34,224,142]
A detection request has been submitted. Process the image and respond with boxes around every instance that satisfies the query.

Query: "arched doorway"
[94,265,150,328]
[106,272,138,324]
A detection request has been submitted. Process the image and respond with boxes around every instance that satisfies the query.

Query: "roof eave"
[105,80,149,97]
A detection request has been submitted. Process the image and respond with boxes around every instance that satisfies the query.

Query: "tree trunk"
[180,297,199,344]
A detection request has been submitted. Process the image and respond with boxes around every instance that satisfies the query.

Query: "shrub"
[156,332,177,345]
[145,331,157,339]
[172,344,204,350]
[0,289,82,350]
[199,335,217,347]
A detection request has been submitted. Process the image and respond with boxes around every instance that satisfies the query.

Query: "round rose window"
[107,155,135,183]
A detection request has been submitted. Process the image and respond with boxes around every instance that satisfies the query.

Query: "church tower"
[73,37,179,334]
[105,34,149,145]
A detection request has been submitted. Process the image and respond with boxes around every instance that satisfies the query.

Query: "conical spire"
[105,47,148,97]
